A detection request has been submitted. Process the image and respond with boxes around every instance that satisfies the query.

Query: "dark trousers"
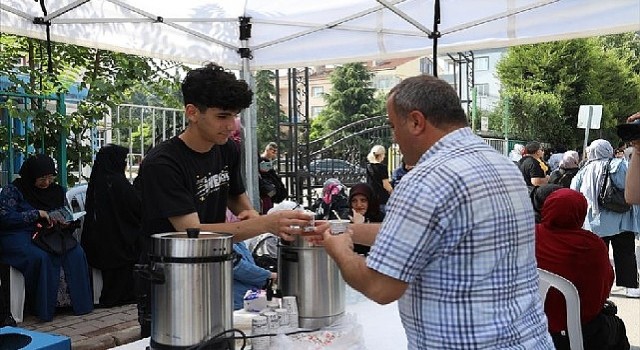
[551,309,630,350]
[602,231,639,288]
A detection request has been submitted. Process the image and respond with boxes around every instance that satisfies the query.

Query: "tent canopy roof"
[2,0,639,70]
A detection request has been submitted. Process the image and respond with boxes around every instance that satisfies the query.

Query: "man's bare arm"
[349,223,381,246]
[168,210,311,242]
[322,228,407,304]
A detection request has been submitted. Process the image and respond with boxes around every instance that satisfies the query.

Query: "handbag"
[598,158,631,213]
[32,223,78,255]
[251,235,278,272]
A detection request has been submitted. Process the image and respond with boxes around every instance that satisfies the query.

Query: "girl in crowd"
[348,183,385,255]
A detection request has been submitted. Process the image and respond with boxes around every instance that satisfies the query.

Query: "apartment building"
[277,48,506,122]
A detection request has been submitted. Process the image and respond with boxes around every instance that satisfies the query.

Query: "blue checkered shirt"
[367,128,553,349]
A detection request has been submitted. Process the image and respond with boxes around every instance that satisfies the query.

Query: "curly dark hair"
[181,62,253,112]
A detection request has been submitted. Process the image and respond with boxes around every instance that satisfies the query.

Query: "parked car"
[306,158,365,186]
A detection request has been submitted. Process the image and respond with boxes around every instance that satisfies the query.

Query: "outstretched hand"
[319,225,354,258]
[265,210,314,241]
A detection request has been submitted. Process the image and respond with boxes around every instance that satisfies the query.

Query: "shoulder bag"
[598,159,631,213]
[32,223,78,255]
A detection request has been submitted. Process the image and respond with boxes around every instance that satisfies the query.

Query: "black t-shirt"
[518,156,545,186]
[366,162,390,205]
[136,137,245,237]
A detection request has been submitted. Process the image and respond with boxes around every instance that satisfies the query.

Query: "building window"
[419,57,433,75]
[475,56,489,71]
[312,86,324,97]
[311,106,323,117]
[377,78,392,90]
[475,83,489,97]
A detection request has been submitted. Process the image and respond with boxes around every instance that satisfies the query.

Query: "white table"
[112,287,407,350]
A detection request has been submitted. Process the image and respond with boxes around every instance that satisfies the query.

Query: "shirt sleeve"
[527,159,546,178]
[367,168,456,283]
[0,185,40,230]
[141,159,196,219]
[233,244,271,287]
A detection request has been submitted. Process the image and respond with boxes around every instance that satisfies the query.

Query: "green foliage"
[255,70,285,148]
[310,63,385,141]
[0,33,185,184]
[496,35,640,147]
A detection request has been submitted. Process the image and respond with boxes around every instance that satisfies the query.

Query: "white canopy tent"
[2,0,639,204]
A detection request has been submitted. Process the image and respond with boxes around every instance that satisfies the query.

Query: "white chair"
[65,184,88,242]
[65,184,103,305]
[538,268,584,350]
[8,266,25,323]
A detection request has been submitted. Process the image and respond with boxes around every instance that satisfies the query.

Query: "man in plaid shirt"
[320,75,554,349]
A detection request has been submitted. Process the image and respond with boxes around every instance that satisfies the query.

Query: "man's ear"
[407,110,426,135]
[185,104,199,123]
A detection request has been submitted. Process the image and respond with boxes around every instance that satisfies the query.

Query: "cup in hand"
[302,210,315,232]
[329,219,349,235]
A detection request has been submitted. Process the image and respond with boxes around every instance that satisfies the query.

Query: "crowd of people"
[0,64,638,350]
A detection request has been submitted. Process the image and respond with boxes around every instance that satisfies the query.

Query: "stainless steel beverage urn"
[278,236,345,328]
[149,230,235,350]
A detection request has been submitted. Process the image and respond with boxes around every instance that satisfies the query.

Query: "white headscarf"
[367,145,386,163]
[508,144,524,162]
[578,139,613,216]
[559,150,580,169]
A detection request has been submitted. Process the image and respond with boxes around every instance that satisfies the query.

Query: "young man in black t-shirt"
[134,63,311,337]
[518,141,549,187]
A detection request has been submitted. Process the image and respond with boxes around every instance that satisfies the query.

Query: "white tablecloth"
[111,287,407,350]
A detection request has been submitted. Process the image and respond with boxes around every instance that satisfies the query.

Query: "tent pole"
[238,16,261,211]
[429,0,441,77]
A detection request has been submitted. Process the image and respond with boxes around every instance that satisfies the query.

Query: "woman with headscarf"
[571,139,640,298]
[536,189,629,349]
[508,143,525,164]
[81,144,141,307]
[0,154,93,321]
[348,183,385,256]
[548,150,580,188]
[312,178,351,221]
[366,145,393,212]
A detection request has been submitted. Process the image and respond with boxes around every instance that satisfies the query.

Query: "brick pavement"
[19,304,141,349]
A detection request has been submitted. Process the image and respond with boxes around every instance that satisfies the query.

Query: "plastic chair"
[65,184,88,242]
[538,268,584,350]
[65,184,102,305]
[9,266,25,323]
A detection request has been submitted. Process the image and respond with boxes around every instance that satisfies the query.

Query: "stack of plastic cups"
[267,300,280,311]
[251,315,270,350]
[263,311,280,341]
[281,296,299,329]
[274,308,291,332]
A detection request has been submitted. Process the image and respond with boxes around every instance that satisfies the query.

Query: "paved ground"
[19,304,140,350]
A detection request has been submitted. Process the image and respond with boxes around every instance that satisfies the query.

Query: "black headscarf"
[349,182,384,223]
[12,154,64,210]
[82,144,141,270]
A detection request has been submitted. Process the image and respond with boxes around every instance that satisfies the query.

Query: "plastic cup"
[329,219,349,235]
[302,210,315,232]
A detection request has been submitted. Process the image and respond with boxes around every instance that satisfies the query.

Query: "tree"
[0,34,186,184]
[310,63,385,140]
[254,70,285,149]
[496,36,640,146]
